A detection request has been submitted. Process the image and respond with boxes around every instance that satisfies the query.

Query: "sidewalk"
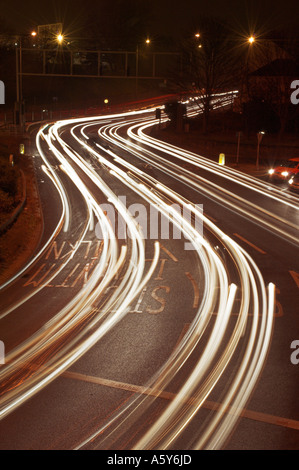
[227,162,269,179]
[0,132,43,286]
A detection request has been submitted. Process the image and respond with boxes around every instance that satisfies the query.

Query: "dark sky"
[1,0,298,37]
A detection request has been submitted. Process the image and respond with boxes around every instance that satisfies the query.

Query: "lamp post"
[14,29,65,126]
[136,38,151,99]
[256,131,265,170]
[14,36,24,127]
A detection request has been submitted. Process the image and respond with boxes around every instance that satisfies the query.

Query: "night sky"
[0,0,298,38]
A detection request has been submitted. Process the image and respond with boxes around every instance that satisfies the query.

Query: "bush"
[0,159,18,197]
[0,189,14,214]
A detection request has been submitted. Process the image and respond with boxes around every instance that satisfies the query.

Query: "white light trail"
[0,98,277,450]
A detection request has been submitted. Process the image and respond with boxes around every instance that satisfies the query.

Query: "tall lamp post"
[136,38,151,99]
[256,131,265,170]
[14,35,24,127]
[14,29,64,126]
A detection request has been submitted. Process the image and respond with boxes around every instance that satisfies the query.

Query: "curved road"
[0,99,298,450]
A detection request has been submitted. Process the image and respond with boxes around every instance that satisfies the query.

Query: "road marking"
[233,233,266,254]
[160,244,178,262]
[146,286,170,314]
[63,370,299,431]
[155,258,168,281]
[23,263,56,287]
[185,272,200,308]
[289,270,299,289]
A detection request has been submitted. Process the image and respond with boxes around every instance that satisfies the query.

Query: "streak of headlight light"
[0,128,72,294]
[198,274,275,450]
[145,187,274,451]
[0,112,158,415]
[0,186,114,373]
[92,127,276,448]
[71,111,274,452]
[70,123,232,450]
[0,130,96,318]
[110,120,299,244]
[130,189,252,449]
[0,241,160,420]
[133,284,237,451]
[97,177,236,426]
[0,242,126,419]
[0,157,152,414]
[51,122,149,284]
[0,122,122,375]
[41,119,162,324]
[74,187,225,450]
[134,121,299,211]
[21,113,274,448]
[149,184,274,448]
[134,121,299,212]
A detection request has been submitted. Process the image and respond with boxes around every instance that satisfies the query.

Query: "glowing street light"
[136,38,151,97]
[248,36,255,44]
[256,131,265,170]
[57,33,64,44]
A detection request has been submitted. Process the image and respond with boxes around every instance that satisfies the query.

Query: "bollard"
[219,153,225,165]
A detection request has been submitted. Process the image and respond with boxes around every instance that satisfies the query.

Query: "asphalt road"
[0,100,298,451]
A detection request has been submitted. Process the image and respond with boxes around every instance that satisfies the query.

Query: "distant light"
[268,169,274,175]
[57,34,64,44]
[104,99,109,104]
[195,33,200,38]
[145,38,151,44]
[248,36,255,44]
[31,31,37,37]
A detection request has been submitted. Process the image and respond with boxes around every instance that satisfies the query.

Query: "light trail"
[0,112,160,420]
[0,97,277,449]
[59,103,276,450]
[99,113,299,247]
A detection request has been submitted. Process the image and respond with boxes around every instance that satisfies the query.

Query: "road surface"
[0,97,298,450]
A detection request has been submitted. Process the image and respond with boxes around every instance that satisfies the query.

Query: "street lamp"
[14,36,24,127]
[248,36,255,44]
[57,33,64,44]
[136,38,151,98]
[256,131,265,170]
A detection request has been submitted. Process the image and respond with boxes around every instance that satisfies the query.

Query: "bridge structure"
[14,46,182,124]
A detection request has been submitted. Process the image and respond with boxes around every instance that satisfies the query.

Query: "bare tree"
[171,17,241,133]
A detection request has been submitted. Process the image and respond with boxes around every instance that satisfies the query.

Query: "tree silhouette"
[171,17,241,133]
